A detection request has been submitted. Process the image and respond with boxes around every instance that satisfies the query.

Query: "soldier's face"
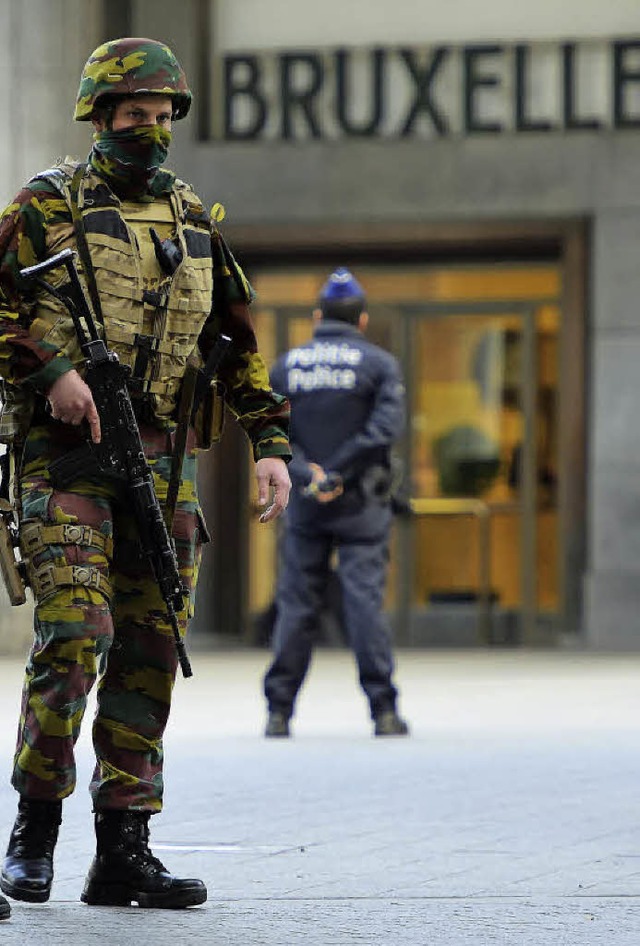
[93,95,174,133]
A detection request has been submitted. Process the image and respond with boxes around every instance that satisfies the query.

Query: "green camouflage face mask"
[90,124,172,197]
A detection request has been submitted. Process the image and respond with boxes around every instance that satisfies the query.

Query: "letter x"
[399,47,450,136]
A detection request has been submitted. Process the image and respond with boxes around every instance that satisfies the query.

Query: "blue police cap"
[319,267,365,303]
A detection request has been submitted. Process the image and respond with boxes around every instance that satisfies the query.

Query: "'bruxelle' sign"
[217,39,640,141]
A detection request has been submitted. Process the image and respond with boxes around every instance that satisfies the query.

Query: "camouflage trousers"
[11,421,206,812]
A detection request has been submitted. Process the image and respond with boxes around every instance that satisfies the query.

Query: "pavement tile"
[0,649,640,944]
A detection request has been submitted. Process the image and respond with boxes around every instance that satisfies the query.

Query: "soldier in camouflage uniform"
[0,38,291,910]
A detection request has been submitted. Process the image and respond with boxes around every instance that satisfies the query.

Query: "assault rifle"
[21,248,194,677]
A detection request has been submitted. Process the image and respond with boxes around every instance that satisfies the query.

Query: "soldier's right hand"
[47,369,102,444]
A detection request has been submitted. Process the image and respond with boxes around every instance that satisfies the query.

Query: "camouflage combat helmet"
[74,37,191,121]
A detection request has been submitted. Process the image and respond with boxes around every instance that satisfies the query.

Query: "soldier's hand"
[47,369,101,444]
[256,457,291,522]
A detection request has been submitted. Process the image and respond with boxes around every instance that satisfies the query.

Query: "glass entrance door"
[403,304,558,645]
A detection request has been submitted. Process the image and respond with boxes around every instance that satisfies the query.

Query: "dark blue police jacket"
[270,319,406,520]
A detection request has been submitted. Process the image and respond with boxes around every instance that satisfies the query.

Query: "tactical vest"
[32,161,214,423]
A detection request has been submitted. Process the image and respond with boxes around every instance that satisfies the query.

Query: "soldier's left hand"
[256,457,291,522]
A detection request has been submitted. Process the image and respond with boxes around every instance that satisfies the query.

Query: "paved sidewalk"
[0,648,640,944]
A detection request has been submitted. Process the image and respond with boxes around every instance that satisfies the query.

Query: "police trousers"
[11,422,204,812]
[263,499,398,719]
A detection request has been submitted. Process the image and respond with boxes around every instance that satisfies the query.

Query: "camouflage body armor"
[30,160,214,423]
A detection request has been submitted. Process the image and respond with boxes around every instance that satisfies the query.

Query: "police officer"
[263,268,409,738]
[0,38,290,910]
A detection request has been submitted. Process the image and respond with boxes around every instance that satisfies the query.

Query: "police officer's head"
[316,268,368,329]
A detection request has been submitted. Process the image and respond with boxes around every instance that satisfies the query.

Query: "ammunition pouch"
[192,379,225,451]
[0,383,34,446]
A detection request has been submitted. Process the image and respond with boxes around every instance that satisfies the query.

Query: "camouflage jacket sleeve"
[199,240,291,463]
[0,182,78,392]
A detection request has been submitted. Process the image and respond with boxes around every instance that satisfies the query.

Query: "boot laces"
[10,816,59,859]
[133,822,167,874]
[102,813,168,874]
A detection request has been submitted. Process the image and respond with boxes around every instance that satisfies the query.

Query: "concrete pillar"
[0,0,102,206]
[585,208,640,648]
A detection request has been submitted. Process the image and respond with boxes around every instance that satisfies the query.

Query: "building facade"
[1,0,639,650]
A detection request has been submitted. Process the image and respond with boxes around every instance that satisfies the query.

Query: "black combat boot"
[81,810,207,909]
[0,892,10,919]
[0,798,62,903]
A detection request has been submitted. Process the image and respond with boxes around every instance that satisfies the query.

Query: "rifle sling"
[165,362,199,535]
[69,164,104,325]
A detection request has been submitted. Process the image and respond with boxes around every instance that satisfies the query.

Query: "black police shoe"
[373,711,410,737]
[265,711,290,738]
[81,810,207,909]
[0,892,10,919]
[0,798,62,903]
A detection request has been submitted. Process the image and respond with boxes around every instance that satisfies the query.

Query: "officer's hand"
[315,473,344,503]
[303,463,344,503]
[256,457,291,523]
[47,369,101,444]
[303,462,326,495]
